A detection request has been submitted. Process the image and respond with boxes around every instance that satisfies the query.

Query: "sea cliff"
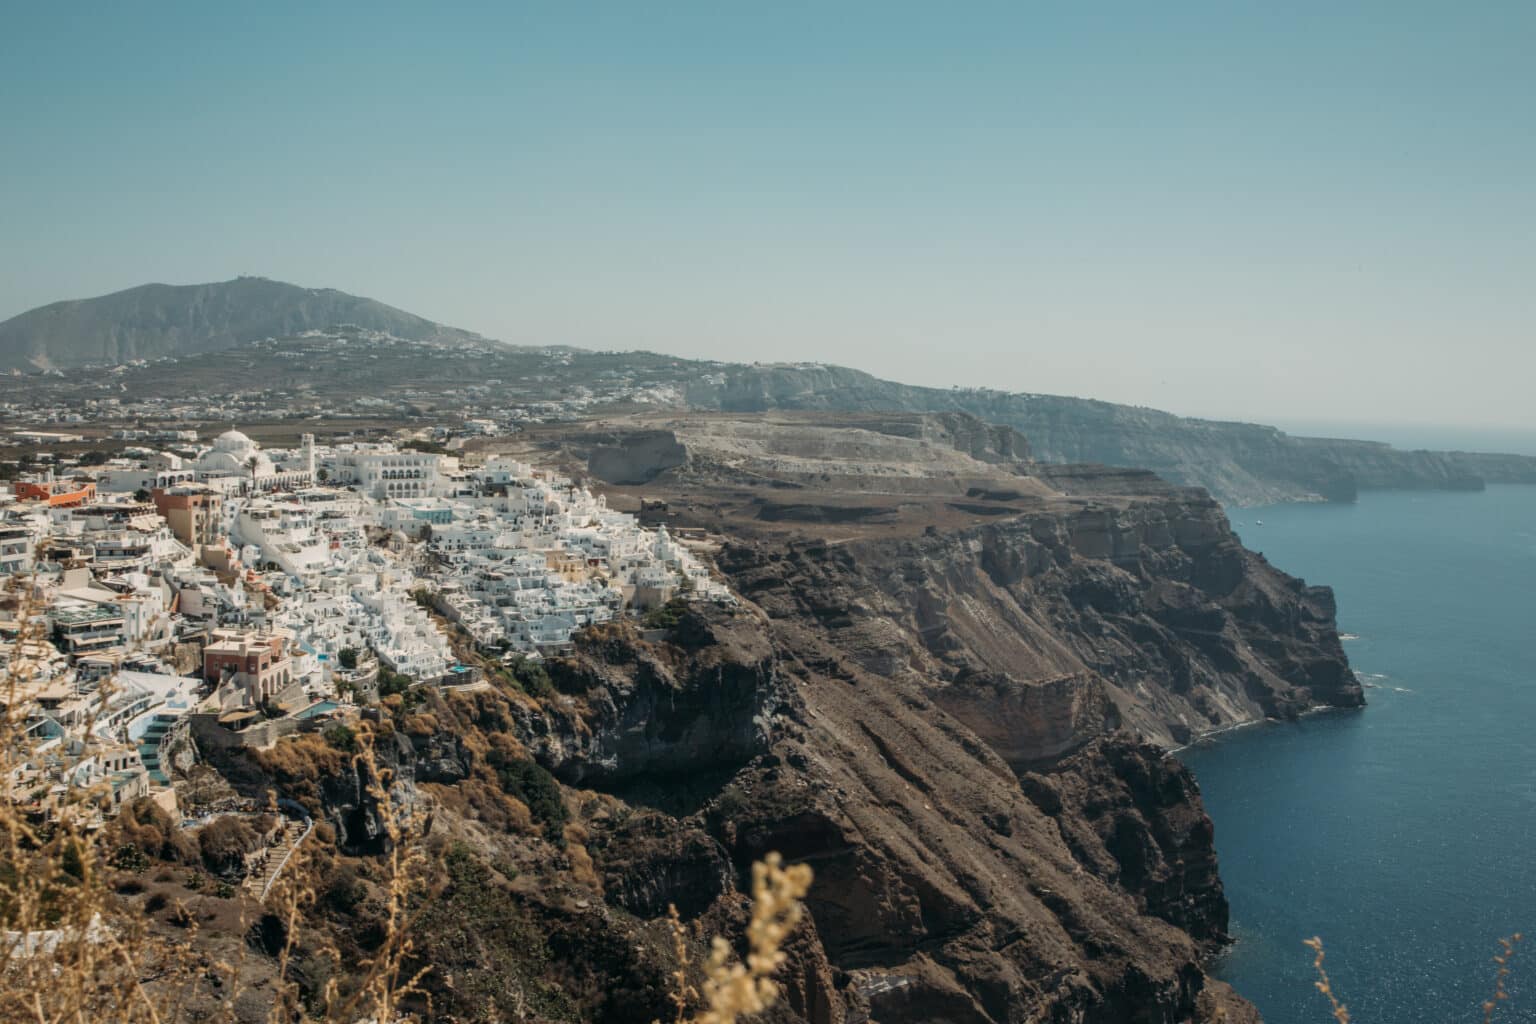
[683,363,1536,506]
[135,415,1360,1022]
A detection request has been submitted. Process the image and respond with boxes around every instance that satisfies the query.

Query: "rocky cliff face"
[692,604,1253,1024]
[483,606,1267,1022]
[716,481,1360,754]
[515,613,786,786]
[209,586,1270,1023]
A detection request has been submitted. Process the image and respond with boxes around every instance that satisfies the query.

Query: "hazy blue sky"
[2,3,1532,428]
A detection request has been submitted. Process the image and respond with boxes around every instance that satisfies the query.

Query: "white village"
[0,428,727,862]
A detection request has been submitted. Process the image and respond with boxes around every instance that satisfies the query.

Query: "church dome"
[196,429,271,477]
[213,429,255,454]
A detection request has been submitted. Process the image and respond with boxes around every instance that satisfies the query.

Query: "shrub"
[642,597,689,630]
[494,759,568,839]
[378,669,413,697]
[401,713,438,738]
[110,797,198,864]
[108,843,149,873]
[338,647,359,670]
[505,657,555,700]
[325,862,367,914]
[324,724,359,753]
[197,816,261,878]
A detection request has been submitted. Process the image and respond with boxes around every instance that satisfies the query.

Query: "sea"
[1177,484,1536,1024]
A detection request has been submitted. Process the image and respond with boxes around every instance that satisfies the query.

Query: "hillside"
[0,276,483,370]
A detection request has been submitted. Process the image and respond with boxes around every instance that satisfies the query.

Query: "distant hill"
[683,363,1536,505]
[0,277,484,370]
[5,276,1532,505]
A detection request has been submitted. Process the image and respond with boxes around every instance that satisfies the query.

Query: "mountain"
[0,276,483,370]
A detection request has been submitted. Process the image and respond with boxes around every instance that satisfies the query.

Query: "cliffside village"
[0,428,727,831]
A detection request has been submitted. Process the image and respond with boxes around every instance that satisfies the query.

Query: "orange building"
[153,485,223,547]
[13,480,96,507]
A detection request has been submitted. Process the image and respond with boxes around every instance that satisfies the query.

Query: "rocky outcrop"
[513,612,785,786]
[588,430,688,484]
[585,811,733,919]
[310,731,429,855]
[1024,738,1228,944]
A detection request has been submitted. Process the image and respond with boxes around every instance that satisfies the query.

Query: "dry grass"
[659,852,814,1024]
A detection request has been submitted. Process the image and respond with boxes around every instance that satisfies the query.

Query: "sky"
[2,2,1533,430]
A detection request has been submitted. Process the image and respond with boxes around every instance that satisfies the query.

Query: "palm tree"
[245,454,261,495]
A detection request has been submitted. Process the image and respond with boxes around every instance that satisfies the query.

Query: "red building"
[13,479,97,507]
[203,629,295,703]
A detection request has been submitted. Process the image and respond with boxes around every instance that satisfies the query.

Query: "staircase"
[136,714,177,785]
[244,817,314,901]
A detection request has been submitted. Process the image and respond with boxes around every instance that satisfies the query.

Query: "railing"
[258,816,315,902]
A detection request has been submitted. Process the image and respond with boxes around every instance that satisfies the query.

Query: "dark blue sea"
[1178,485,1536,1024]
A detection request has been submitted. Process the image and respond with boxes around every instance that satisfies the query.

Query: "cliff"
[128,413,1366,1022]
[681,363,1536,506]
[715,481,1359,756]
[178,600,1257,1023]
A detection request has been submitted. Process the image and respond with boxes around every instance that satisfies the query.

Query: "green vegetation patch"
[493,758,568,840]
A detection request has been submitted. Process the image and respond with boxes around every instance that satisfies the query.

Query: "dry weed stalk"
[1303,936,1350,1024]
[316,730,432,1023]
[659,852,813,1024]
[1305,932,1527,1024]
[666,904,698,1024]
[0,583,197,1023]
[1481,933,1523,1024]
